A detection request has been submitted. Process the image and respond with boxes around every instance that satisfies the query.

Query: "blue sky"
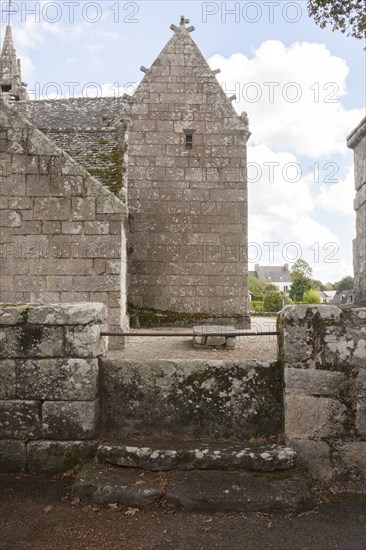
[1,0,365,282]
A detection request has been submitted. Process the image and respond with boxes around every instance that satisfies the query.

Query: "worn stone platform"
[73,463,312,512]
[98,440,297,472]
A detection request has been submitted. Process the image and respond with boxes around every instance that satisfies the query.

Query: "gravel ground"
[115,317,278,362]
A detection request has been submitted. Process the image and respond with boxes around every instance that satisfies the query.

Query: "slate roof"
[251,265,292,283]
[331,289,354,305]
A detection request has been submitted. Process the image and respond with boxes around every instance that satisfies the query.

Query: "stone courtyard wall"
[0,100,128,335]
[279,305,366,481]
[0,303,107,472]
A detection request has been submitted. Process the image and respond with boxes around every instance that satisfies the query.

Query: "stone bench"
[192,325,237,349]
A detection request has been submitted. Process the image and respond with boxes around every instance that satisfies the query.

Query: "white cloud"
[209,40,364,158]
[316,166,355,217]
[247,144,349,280]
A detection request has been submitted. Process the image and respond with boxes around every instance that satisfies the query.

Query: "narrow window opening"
[1,85,12,92]
[186,134,193,150]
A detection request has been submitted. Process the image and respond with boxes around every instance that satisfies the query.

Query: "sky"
[1,0,365,283]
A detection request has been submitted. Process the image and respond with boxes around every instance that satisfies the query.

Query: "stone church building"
[0,17,250,331]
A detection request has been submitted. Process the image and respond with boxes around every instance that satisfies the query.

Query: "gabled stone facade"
[1,17,250,325]
[124,18,250,320]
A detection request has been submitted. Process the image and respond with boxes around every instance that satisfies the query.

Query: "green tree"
[248,276,276,301]
[334,275,354,292]
[290,260,313,301]
[290,276,312,302]
[263,290,284,312]
[307,0,366,40]
[303,289,322,304]
[291,259,313,278]
[311,279,325,291]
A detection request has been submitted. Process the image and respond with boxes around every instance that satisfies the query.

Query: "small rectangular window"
[186,134,193,150]
[1,85,12,92]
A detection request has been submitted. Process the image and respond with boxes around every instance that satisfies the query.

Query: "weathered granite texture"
[99,356,283,438]
[0,100,128,335]
[279,305,366,481]
[123,18,250,320]
[15,98,127,195]
[347,116,366,306]
[0,303,107,472]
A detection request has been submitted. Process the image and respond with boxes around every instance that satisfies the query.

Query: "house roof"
[253,265,292,283]
[331,289,354,304]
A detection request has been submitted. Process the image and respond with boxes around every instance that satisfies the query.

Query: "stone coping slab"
[98,441,297,472]
[0,303,107,325]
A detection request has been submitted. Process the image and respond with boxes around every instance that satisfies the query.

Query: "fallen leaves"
[43,505,54,513]
[125,507,139,516]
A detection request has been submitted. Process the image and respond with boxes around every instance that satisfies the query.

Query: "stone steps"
[73,439,313,512]
[73,463,312,513]
[97,440,298,472]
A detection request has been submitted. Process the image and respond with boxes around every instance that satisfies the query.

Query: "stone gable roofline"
[0,99,127,215]
[123,15,250,135]
[347,115,366,150]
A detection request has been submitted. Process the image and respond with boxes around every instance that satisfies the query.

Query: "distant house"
[249,264,292,294]
[320,290,337,304]
[331,289,354,305]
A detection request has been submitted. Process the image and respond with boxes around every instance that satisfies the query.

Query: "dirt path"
[1,473,366,550]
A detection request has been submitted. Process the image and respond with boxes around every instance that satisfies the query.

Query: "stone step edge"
[97,442,297,472]
[73,463,313,513]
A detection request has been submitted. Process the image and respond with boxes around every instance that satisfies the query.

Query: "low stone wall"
[99,356,283,438]
[0,303,107,472]
[279,305,366,481]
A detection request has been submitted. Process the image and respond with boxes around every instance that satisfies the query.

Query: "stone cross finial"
[171,16,194,32]
[180,16,189,26]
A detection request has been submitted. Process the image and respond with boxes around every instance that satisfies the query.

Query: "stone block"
[33,197,71,220]
[71,197,95,221]
[0,306,26,325]
[65,324,107,357]
[0,440,27,472]
[356,370,366,397]
[0,400,41,439]
[42,400,99,440]
[337,442,366,478]
[27,440,97,473]
[285,368,346,396]
[0,325,64,358]
[99,358,283,438]
[27,303,107,325]
[16,358,99,400]
[285,395,346,439]
[355,399,366,436]
[0,360,16,399]
[287,438,333,482]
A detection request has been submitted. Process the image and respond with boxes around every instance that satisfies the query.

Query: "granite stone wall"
[99,357,283,439]
[279,305,366,481]
[347,116,366,306]
[124,21,249,321]
[0,100,128,335]
[0,303,107,472]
